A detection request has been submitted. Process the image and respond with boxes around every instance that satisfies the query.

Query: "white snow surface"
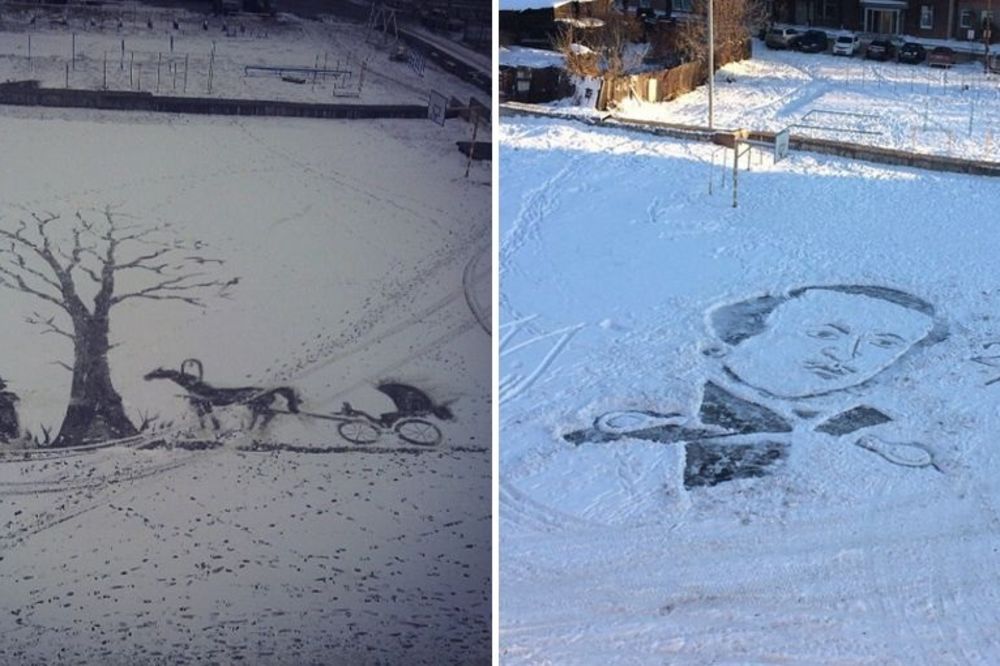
[605,40,1000,161]
[500,115,1000,664]
[0,105,490,662]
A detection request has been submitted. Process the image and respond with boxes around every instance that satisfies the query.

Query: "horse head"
[143,367,175,381]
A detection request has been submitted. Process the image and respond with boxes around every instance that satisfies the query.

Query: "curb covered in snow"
[0,80,430,120]
[500,101,1000,178]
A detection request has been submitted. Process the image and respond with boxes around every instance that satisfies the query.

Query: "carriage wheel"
[394,418,441,446]
[338,420,380,444]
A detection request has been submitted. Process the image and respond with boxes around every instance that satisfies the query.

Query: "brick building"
[771,0,996,42]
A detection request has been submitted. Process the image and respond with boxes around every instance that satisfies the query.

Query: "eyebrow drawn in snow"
[563,284,947,488]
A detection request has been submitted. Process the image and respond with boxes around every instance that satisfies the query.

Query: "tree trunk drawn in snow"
[0,209,233,447]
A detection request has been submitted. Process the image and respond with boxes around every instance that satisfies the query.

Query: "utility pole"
[707,0,715,128]
[985,0,993,74]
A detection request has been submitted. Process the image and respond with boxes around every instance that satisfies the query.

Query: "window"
[960,9,974,28]
[672,0,692,11]
[983,10,994,28]
[920,5,933,29]
[823,0,837,21]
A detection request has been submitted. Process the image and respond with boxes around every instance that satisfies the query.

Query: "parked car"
[765,27,800,49]
[928,46,955,68]
[865,39,894,61]
[897,42,926,64]
[795,30,828,53]
[832,34,860,56]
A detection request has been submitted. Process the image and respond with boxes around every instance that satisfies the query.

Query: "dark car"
[765,27,800,49]
[795,30,828,53]
[897,42,926,64]
[865,39,894,61]
[928,46,956,68]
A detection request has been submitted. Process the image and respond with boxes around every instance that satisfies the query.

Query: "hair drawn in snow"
[563,285,946,487]
[708,284,947,400]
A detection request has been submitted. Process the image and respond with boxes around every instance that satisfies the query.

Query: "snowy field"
[500,115,1000,663]
[0,104,490,662]
[0,7,480,105]
[533,39,1000,160]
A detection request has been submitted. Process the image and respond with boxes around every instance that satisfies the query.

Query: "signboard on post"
[774,128,791,162]
[428,90,448,127]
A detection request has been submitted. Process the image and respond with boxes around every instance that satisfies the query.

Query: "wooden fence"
[598,40,752,110]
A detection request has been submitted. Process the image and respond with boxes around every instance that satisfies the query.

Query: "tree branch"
[25,311,74,340]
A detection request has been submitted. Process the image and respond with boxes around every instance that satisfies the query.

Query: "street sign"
[774,128,791,162]
[428,90,448,127]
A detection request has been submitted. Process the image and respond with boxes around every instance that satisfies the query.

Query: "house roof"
[499,46,567,68]
[500,0,594,12]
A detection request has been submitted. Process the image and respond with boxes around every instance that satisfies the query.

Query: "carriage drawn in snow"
[144,359,450,447]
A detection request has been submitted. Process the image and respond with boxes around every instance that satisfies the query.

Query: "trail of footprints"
[0,446,490,663]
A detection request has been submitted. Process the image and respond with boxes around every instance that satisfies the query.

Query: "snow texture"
[500,114,1000,664]
[0,96,490,660]
[600,39,1000,161]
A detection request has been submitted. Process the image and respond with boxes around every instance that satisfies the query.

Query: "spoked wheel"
[338,420,380,444]
[394,418,442,446]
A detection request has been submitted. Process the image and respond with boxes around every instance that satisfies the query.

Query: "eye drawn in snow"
[564,285,947,488]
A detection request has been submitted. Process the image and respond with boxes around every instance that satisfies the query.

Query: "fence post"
[72,32,76,70]
[103,51,107,89]
[65,62,69,88]
[183,53,188,92]
[157,52,161,93]
[465,110,479,178]
[732,144,738,208]
[27,34,31,69]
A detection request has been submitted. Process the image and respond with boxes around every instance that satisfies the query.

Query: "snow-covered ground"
[543,39,1000,160]
[0,7,481,106]
[500,115,1000,663]
[0,100,490,661]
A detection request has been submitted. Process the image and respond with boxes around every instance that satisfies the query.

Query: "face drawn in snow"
[712,286,943,400]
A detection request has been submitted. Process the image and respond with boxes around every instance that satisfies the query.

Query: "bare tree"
[0,208,232,447]
[673,0,764,66]
[553,5,645,79]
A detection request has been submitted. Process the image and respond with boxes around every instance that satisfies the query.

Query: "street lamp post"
[708,0,715,128]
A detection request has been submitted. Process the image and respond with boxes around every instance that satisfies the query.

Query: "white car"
[832,34,860,56]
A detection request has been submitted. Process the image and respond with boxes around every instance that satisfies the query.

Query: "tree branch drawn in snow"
[0,206,234,446]
[500,316,583,405]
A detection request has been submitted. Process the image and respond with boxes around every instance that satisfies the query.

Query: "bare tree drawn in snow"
[0,207,234,447]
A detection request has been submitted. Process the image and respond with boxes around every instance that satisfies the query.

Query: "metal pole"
[27,34,31,70]
[732,144,738,208]
[707,0,714,129]
[465,111,479,178]
[72,32,76,70]
[157,52,161,93]
[183,53,188,92]
[103,51,107,89]
[65,62,69,88]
